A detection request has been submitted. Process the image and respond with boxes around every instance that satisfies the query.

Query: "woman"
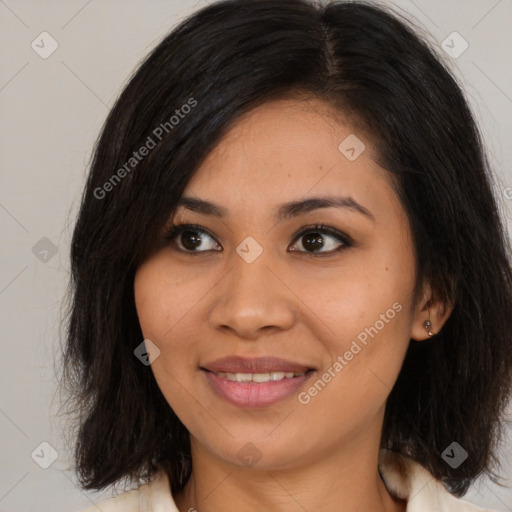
[60,0,512,510]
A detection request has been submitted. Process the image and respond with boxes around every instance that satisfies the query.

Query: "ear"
[411,280,454,341]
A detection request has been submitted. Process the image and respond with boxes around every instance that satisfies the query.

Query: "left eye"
[163,223,352,256]
[290,225,352,255]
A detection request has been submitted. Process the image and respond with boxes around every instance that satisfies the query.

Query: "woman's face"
[134,97,426,471]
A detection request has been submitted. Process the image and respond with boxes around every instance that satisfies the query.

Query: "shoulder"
[77,469,178,512]
[378,449,497,512]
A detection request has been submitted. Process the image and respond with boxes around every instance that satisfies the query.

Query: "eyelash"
[162,222,354,257]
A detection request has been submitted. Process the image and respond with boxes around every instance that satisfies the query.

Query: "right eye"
[163,223,222,254]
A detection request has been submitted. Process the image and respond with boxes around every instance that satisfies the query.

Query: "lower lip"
[202,370,315,408]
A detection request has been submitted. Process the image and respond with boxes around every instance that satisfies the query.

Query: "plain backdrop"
[0,0,511,511]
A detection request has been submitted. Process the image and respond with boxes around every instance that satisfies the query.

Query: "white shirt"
[78,449,496,511]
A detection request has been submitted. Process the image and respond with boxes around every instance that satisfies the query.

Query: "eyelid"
[163,223,220,254]
[163,222,353,255]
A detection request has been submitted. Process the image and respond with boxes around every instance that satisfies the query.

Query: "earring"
[423,319,435,337]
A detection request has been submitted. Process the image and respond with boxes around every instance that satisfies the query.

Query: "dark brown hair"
[58,0,512,498]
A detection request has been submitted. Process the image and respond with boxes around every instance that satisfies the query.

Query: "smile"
[213,371,308,383]
[202,368,316,408]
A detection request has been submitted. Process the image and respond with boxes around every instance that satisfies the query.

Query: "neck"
[173,415,406,512]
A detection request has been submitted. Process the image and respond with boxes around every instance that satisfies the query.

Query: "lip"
[201,356,315,374]
[202,369,316,408]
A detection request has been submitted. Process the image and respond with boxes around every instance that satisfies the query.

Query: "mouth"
[205,369,314,383]
[200,356,317,408]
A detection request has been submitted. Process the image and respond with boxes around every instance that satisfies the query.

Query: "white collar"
[86,449,495,511]
[378,449,495,511]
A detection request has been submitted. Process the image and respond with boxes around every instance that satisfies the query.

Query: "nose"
[208,252,295,340]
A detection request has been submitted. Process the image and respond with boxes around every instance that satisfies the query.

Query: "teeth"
[216,371,305,383]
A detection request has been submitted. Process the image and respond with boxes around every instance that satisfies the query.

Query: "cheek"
[134,263,198,415]
[302,252,414,344]
[133,258,213,400]
[299,301,413,439]
[133,269,164,342]
[303,240,415,391]
[134,258,201,342]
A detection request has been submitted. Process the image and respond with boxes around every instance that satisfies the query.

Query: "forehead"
[184,98,380,180]
[198,97,373,171]
[179,97,394,220]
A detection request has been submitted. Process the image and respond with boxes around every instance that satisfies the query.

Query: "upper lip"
[201,356,314,374]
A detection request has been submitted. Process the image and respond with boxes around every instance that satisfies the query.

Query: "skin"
[134,97,452,512]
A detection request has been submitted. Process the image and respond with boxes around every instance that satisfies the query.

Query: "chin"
[206,434,314,472]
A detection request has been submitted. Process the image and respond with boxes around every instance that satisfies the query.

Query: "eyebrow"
[175,195,375,222]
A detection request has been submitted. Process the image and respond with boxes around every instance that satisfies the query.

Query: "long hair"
[58,0,512,497]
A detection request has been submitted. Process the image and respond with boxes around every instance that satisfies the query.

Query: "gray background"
[0,0,511,511]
